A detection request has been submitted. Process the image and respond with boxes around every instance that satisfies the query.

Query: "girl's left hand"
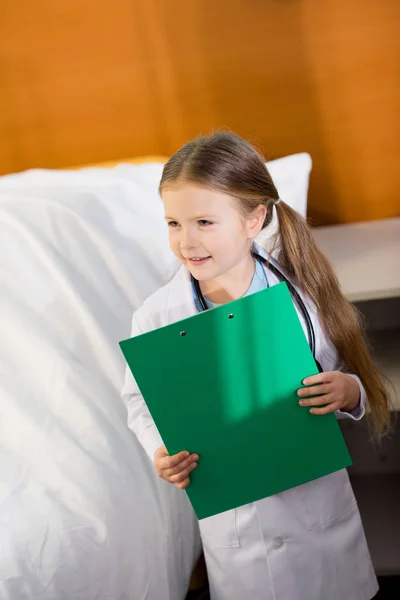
[297,371,360,415]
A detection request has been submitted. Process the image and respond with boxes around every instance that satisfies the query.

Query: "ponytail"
[272,201,391,437]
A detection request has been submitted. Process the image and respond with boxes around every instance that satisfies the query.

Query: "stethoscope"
[192,251,323,373]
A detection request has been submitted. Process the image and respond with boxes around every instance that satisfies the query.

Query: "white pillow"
[89,152,312,254]
[266,152,311,218]
[98,152,312,218]
[257,152,312,249]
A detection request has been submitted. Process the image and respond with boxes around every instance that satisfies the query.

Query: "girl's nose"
[180,228,198,250]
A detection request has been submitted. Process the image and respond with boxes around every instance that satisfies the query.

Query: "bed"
[0,153,311,599]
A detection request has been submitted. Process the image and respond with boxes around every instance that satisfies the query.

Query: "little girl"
[122,132,389,600]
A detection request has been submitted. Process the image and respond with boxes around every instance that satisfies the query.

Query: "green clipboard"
[120,282,351,520]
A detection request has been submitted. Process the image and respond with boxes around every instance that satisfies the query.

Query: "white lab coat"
[122,250,378,600]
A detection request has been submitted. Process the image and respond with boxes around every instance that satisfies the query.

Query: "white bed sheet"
[0,154,311,600]
[0,166,200,600]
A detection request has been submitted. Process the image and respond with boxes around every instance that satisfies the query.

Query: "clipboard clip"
[179,312,234,337]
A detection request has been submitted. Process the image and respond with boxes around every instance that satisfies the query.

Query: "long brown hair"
[159,131,391,436]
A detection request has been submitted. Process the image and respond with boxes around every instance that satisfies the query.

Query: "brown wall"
[0,0,398,224]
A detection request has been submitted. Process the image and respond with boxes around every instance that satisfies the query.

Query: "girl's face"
[162,184,266,285]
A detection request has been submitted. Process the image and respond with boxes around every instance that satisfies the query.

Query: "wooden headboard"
[0,0,398,225]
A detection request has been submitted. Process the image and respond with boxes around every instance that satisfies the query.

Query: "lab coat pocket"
[282,469,357,531]
[199,509,240,548]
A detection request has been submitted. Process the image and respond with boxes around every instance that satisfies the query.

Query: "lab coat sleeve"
[318,323,367,422]
[121,312,164,461]
[336,371,366,421]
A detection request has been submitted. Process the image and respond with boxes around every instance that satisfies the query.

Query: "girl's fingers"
[309,403,340,415]
[298,392,336,407]
[298,384,332,400]
[302,372,334,387]
[169,462,198,483]
[176,478,190,490]
[161,450,190,469]
[163,454,199,478]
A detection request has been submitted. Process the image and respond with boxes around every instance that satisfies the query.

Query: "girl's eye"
[167,221,180,228]
[198,220,213,227]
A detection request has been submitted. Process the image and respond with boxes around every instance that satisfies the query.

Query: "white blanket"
[0,165,200,600]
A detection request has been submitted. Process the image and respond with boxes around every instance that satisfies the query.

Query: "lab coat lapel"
[165,266,198,325]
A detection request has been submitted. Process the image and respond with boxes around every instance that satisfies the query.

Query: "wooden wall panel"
[0,0,398,224]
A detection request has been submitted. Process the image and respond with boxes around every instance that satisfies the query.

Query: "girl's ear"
[247,204,267,239]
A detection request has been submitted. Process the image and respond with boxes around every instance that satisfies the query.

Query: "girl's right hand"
[154,446,199,490]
